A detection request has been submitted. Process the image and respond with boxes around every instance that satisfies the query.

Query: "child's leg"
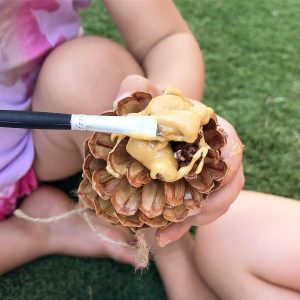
[0,186,137,275]
[151,233,218,300]
[194,191,300,300]
[1,36,144,275]
[32,36,144,180]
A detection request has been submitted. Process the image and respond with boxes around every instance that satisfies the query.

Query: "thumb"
[114,75,161,108]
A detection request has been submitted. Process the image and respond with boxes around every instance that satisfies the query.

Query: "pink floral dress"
[0,0,90,219]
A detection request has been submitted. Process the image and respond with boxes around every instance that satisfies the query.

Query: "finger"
[189,165,244,219]
[113,74,161,108]
[156,222,192,247]
[217,116,244,186]
[182,116,243,219]
[158,166,244,246]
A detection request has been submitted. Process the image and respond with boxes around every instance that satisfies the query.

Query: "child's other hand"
[114,75,244,247]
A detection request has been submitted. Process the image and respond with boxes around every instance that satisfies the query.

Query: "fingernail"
[115,92,131,102]
[223,139,244,161]
[230,141,244,158]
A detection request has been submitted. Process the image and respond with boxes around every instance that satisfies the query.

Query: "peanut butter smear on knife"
[108,88,215,182]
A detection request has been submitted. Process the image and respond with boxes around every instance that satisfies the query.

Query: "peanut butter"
[109,88,215,182]
[139,88,214,143]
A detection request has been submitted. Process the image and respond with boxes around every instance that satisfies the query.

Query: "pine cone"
[78,88,227,231]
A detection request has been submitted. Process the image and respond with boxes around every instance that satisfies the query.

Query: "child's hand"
[157,117,244,246]
[115,75,244,247]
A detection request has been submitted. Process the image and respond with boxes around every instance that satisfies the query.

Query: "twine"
[13,205,150,269]
[82,211,134,249]
[14,206,86,223]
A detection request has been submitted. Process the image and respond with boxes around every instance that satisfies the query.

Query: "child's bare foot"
[144,229,217,300]
[17,186,137,266]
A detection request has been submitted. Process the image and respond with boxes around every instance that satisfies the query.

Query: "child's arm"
[103,0,204,100]
[103,0,244,245]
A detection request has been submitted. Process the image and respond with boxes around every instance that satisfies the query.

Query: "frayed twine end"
[134,230,150,270]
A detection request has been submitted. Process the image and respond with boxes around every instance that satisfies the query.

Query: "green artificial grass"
[1,0,299,299]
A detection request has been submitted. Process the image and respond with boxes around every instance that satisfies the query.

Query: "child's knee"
[33,36,143,113]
